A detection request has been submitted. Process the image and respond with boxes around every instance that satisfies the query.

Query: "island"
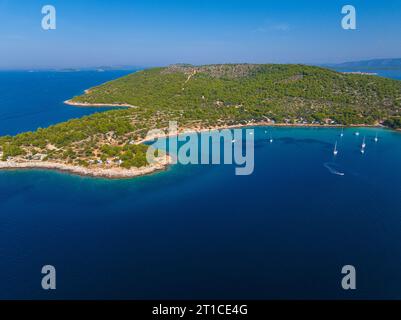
[1,64,400,178]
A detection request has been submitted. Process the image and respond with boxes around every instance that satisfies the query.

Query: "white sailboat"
[374,133,379,142]
[340,128,344,137]
[360,136,366,154]
[333,141,338,156]
[355,131,360,136]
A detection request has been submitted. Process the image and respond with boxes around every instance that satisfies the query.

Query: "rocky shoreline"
[0,155,172,179]
[64,100,137,108]
[0,122,387,179]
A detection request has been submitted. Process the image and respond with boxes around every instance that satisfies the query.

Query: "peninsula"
[1,64,400,178]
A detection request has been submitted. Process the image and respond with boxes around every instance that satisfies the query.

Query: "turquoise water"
[1,71,401,299]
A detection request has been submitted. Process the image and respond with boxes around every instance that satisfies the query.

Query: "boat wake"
[324,162,345,176]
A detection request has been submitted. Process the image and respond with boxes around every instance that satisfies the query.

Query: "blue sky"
[1,0,401,69]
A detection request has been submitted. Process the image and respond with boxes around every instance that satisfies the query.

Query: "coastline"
[1,90,389,179]
[0,121,384,179]
[64,99,138,108]
[0,155,172,179]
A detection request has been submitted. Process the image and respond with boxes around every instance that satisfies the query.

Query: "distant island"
[1,64,401,178]
[25,65,140,73]
[327,58,401,70]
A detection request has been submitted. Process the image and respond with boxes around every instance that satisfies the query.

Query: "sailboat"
[374,133,379,142]
[269,134,274,143]
[333,141,338,156]
[340,128,344,137]
[362,136,366,149]
[360,136,366,154]
[355,131,360,136]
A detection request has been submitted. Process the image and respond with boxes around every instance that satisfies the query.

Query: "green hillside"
[71,64,401,126]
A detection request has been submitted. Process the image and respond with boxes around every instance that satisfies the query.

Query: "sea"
[0,69,400,299]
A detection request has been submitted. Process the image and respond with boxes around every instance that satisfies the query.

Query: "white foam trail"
[324,163,345,176]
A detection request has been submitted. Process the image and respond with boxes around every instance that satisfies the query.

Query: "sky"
[0,0,401,69]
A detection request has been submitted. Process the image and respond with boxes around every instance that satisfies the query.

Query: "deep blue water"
[0,71,133,136]
[1,70,401,299]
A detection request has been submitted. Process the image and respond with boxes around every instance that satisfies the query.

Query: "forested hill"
[71,64,401,126]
